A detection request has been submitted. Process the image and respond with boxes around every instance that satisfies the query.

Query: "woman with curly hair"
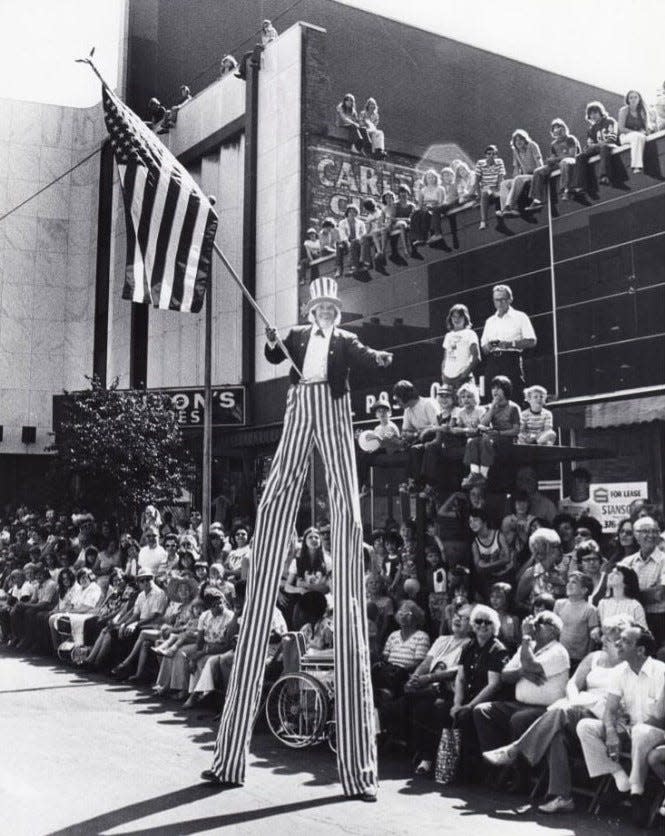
[618,89,654,173]
[451,159,476,205]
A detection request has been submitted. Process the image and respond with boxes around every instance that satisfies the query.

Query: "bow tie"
[314,328,326,337]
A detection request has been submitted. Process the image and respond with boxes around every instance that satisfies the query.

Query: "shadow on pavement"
[46,787,346,836]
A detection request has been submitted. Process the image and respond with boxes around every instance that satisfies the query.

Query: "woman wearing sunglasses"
[449,604,510,780]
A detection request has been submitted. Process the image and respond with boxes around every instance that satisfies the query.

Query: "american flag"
[102,86,218,313]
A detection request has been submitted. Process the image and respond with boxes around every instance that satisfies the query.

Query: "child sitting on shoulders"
[518,385,556,445]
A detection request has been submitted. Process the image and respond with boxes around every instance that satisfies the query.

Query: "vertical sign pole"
[202,196,216,561]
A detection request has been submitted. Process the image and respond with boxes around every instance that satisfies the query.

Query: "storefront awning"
[585,395,665,429]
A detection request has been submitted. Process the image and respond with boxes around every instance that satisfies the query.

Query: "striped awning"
[585,395,665,429]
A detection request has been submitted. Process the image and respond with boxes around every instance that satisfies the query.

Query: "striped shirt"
[382,629,431,669]
[519,407,553,441]
[475,157,506,190]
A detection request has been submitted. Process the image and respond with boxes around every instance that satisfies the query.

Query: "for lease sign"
[590,482,649,532]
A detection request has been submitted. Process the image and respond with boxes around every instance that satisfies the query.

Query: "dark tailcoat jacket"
[265,325,384,399]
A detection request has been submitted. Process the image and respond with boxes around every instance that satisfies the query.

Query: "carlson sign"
[163,386,246,427]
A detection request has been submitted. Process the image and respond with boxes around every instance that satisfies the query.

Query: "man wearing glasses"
[619,517,665,643]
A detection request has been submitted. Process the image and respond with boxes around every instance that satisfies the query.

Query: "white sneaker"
[538,796,574,814]
[483,746,517,766]
[479,221,487,230]
[613,769,630,793]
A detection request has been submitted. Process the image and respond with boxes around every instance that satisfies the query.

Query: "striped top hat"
[306,276,342,312]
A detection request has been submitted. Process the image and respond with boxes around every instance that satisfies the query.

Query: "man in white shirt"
[474,610,570,751]
[620,516,665,643]
[138,527,167,575]
[480,284,537,399]
[577,624,665,826]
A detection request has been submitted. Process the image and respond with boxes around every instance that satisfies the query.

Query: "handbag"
[434,725,462,785]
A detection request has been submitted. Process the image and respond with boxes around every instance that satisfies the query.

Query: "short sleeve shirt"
[383,629,431,669]
[402,398,441,434]
[481,307,536,348]
[459,637,509,700]
[503,639,570,704]
[442,329,479,379]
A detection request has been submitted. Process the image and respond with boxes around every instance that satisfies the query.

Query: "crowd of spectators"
[302,88,663,277]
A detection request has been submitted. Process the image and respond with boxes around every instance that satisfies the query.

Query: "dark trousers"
[573,143,614,191]
[473,699,546,752]
[483,352,525,401]
[647,611,665,646]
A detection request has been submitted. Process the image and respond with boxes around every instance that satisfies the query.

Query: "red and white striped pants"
[210,382,378,796]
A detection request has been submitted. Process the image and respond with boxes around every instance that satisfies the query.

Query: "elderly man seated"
[473,610,570,755]
[576,623,665,827]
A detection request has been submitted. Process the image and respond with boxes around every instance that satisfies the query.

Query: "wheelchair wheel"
[265,672,329,748]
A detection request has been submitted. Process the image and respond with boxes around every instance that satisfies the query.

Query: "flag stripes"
[102,86,218,313]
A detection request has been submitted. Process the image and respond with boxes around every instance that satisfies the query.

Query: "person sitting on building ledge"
[474,145,505,230]
[260,19,278,45]
[146,97,170,134]
[380,191,409,259]
[518,385,556,446]
[220,54,238,78]
[461,375,520,489]
[497,129,543,218]
[394,185,417,255]
[618,90,654,174]
[362,198,387,267]
[410,169,445,246]
[335,93,372,155]
[167,85,192,128]
[572,101,618,193]
[451,159,476,206]
[359,97,387,159]
[336,203,366,275]
[528,118,581,208]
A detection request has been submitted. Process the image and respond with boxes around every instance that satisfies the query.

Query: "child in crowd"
[153,599,204,657]
[424,541,448,627]
[553,571,599,668]
[449,382,484,441]
[532,591,556,614]
[470,508,513,600]
[462,375,520,487]
[358,401,401,496]
[503,491,536,552]
[489,582,521,651]
[474,144,506,230]
[518,385,556,446]
[319,218,339,255]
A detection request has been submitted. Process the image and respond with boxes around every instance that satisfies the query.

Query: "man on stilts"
[202,277,393,801]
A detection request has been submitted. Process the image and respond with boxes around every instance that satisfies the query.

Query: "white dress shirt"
[302,325,333,382]
[607,656,665,725]
[480,306,536,350]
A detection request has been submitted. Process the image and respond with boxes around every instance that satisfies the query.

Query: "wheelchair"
[265,631,336,752]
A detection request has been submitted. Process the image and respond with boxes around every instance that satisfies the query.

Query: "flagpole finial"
[75,49,109,89]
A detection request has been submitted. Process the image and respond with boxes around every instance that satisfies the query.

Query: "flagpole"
[212,241,301,378]
[201,199,218,562]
